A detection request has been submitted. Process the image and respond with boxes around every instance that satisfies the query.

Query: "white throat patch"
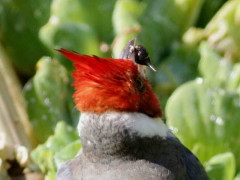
[130,113,170,138]
[78,112,172,138]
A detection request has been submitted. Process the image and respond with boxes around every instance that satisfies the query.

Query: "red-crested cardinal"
[56,39,208,180]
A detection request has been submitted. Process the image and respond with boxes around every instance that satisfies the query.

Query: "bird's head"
[58,39,162,118]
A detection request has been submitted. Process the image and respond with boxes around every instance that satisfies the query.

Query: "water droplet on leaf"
[34,10,42,18]
[44,98,51,106]
[24,83,32,91]
[196,78,203,84]
[234,97,240,107]
[42,114,47,120]
[30,98,36,103]
[50,16,59,25]
[210,115,224,125]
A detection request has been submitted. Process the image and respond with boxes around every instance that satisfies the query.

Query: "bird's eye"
[135,77,144,92]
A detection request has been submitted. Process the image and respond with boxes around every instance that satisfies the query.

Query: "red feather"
[58,49,162,118]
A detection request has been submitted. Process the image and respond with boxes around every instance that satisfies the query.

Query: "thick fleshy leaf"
[40,0,116,63]
[39,0,114,69]
[138,0,203,63]
[196,0,228,27]
[112,0,145,58]
[205,152,235,180]
[204,0,240,63]
[31,121,79,180]
[112,0,145,35]
[54,140,81,169]
[166,43,240,166]
[0,0,52,75]
[23,57,79,143]
[154,44,199,106]
[53,23,101,69]
[235,172,240,180]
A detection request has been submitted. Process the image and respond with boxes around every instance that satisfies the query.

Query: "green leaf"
[153,44,199,107]
[112,0,145,35]
[80,0,116,42]
[205,152,235,180]
[31,121,80,179]
[166,43,240,167]
[112,0,145,58]
[45,172,56,180]
[54,140,81,169]
[199,42,232,86]
[40,0,115,69]
[23,57,79,143]
[196,0,228,27]
[53,23,101,69]
[204,0,240,63]
[234,172,240,180]
[0,0,52,75]
[138,0,204,62]
[40,0,116,62]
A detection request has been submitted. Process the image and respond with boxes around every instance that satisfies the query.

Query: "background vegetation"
[1,0,240,179]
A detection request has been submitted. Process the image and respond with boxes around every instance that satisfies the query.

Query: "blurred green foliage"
[167,43,240,174]
[23,57,79,143]
[1,0,240,179]
[31,121,81,180]
[205,152,235,180]
[0,0,52,74]
[196,0,228,27]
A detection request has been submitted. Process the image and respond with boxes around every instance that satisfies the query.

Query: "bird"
[56,39,208,180]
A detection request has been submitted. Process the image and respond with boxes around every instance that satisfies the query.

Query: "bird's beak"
[146,62,157,72]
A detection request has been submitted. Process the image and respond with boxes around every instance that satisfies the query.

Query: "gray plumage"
[56,112,208,180]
